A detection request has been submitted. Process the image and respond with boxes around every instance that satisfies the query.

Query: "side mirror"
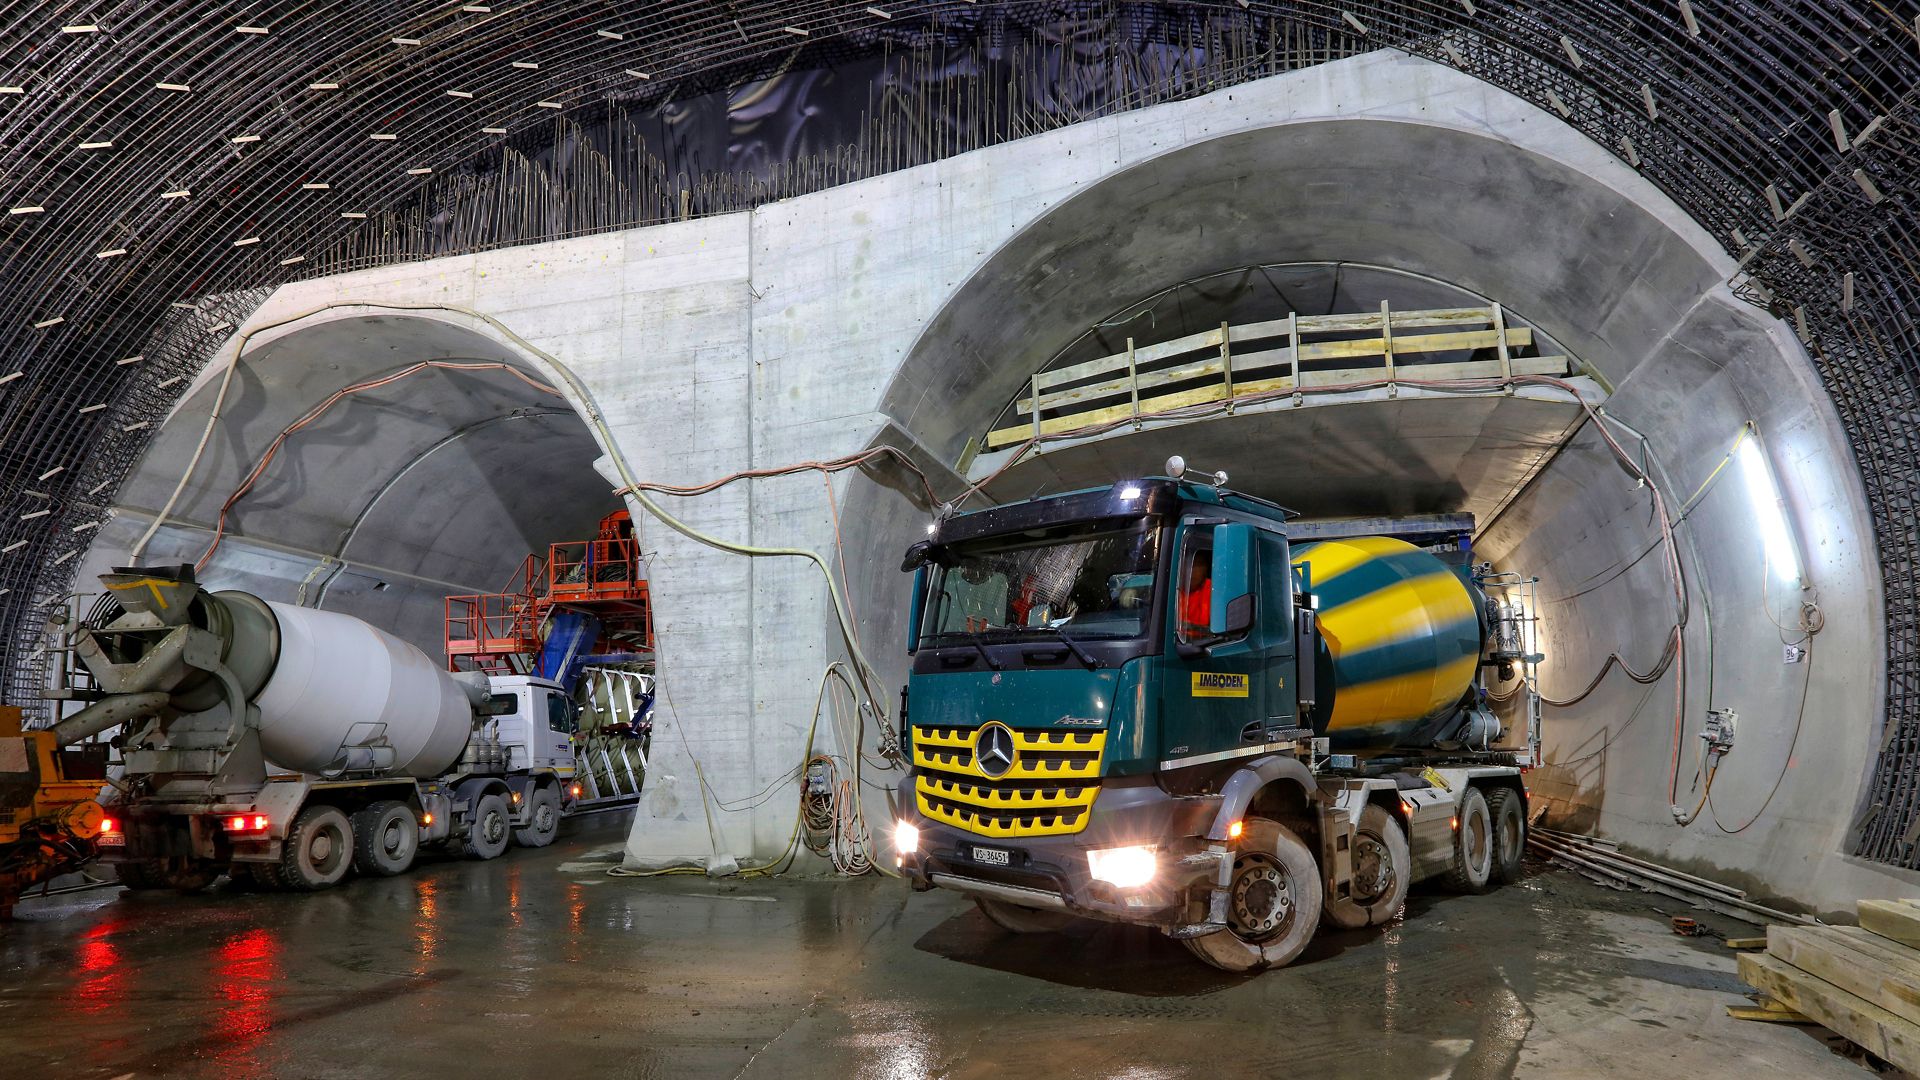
[901,540,938,572]
[1210,523,1255,637]
[906,566,928,654]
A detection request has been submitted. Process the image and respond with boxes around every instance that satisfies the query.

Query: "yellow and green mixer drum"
[1291,536,1486,749]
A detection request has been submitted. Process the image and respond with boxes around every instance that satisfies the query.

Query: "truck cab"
[893,475,1537,971]
[484,675,581,773]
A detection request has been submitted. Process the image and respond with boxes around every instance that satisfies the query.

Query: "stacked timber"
[1737,900,1920,1072]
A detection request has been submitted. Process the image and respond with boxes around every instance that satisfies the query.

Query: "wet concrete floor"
[0,812,1871,1079]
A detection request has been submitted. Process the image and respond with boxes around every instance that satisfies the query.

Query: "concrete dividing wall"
[97,50,1912,908]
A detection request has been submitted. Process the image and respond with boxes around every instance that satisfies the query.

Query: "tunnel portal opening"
[83,313,654,803]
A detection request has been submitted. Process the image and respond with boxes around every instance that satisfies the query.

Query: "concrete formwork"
[92,50,1907,910]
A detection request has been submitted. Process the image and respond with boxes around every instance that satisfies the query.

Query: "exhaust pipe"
[51,691,171,747]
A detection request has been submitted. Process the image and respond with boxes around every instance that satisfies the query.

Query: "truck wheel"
[279,805,353,891]
[1442,787,1496,894]
[165,861,220,893]
[1323,804,1410,929]
[512,786,561,848]
[975,897,1077,933]
[115,860,169,891]
[351,801,420,876]
[1180,817,1322,972]
[461,793,512,860]
[1486,787,1526,885]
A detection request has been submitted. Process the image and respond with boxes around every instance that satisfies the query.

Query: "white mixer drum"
[254,602,474,778]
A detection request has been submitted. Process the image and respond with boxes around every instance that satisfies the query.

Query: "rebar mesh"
[1,2,1916,865]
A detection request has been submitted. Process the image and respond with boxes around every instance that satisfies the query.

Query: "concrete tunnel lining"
[95,313,621,658]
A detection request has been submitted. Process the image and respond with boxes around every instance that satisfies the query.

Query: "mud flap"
[1319,803,1356,910]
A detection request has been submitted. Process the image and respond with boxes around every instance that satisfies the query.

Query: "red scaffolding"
[444,510,654,672]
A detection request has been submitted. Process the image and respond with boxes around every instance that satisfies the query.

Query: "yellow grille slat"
[910,724,1105,837]
[915,790,1091,838]
[916,776,1094,810]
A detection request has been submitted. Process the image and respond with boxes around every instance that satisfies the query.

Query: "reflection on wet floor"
[0,814,1867,1079]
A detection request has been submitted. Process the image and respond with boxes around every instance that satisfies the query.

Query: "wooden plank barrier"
[985,303,1572,449]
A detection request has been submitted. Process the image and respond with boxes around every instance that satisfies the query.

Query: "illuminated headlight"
[893,821,920,855]
[1086,846,1157,888]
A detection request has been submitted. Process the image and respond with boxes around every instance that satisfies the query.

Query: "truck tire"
[461,792,512,860]
[512,786,561,848]
[1180,817,1322,972]
[279,804,354,891]
[1486,787,1526,885]
[975,897,1077,933]
[351,801,420,876]
[1323,804,1410,929]
[115,859,169,891]
[1442,787,1496,894]
[165,861,220,893]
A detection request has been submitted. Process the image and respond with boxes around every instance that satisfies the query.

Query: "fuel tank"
[252,602,475,777]
[1291,536,1485,750]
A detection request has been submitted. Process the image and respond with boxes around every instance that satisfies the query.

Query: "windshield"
[921,522,1161,646]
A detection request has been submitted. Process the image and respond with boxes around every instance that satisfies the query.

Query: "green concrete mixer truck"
[892,464,1543,971]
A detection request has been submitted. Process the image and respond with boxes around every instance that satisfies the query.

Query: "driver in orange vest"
[1180,549,1213,637]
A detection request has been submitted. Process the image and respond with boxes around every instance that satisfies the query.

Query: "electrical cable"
[1709,635,1816,835]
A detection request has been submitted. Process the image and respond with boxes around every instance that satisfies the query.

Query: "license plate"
[972,846,1010,866]
[96,833,124,847]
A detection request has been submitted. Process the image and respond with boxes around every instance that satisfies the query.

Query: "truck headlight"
[1087,846,1157,888]
[893,821,920,855]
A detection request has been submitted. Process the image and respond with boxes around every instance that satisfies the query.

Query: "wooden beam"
[1726,1003,1814,1024]
[1862,900,1920,947]
[1740,952,1920,1073]
[1768,926,1920,1024]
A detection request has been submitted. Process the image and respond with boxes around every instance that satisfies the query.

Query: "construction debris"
[1733,898,1920,1075]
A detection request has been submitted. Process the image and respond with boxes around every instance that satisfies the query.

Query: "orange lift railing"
[444,511,654,672]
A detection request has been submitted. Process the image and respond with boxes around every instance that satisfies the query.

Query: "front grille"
[912,724,1105,837]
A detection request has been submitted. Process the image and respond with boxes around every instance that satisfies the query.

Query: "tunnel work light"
[1736,429,1804,588]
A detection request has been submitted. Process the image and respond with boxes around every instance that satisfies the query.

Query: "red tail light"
[569,783,582,798]
[100,816,118,833]
[221,814,270,832]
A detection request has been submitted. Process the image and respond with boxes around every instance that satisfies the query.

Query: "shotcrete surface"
[0,814,1861,1078]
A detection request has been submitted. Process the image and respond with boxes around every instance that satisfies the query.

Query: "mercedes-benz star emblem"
[974,723,1017,779]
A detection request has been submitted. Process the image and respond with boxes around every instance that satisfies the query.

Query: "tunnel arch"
[862,108,1890,906]
[86,311,624,658]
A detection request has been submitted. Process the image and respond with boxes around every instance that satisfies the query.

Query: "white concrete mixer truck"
[45,565,581,892]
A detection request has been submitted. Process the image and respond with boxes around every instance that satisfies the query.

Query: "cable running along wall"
[1,2,1917,866]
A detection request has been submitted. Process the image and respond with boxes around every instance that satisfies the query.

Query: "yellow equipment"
[0,706,109,917]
